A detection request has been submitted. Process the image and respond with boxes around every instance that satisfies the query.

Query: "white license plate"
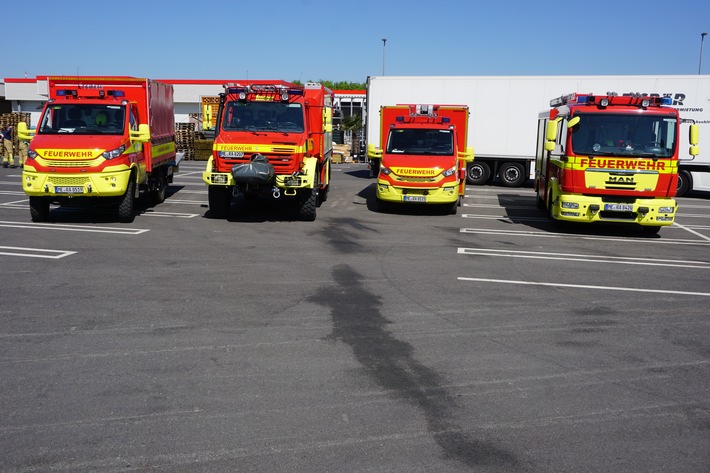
[403,195,426,203]
[55,186,84,194]
[605,203,633,211]
[222,151,245,158]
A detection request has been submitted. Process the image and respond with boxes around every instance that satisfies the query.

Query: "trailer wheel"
[117,178,136,223]
[208,186,231,219]
[498,162,526,187]
[676,170,691,197]
[466,161,491,185]
[29,196,50,222]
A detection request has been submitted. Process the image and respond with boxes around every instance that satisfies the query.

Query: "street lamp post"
[381,38,387,76]
[700,32,708,74]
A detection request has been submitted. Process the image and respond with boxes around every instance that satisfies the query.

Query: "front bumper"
[22,168,132,197]
[376,181,459,204]
[554,194,677,227]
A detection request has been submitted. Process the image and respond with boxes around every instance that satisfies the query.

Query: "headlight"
[658,206,674,213]
[442,166,457,177]
[561,202,579,209]
[380,166,391,176]
[27,149,38,160]
[102,144,127,160]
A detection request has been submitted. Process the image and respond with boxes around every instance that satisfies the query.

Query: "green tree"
[341,114,363,131]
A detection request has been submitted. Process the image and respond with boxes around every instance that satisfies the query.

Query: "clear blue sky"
[4,0,709,82]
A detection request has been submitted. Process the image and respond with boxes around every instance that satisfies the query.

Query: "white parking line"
[458,277,710,298]
[0,246,76,259]
[0,220,149,235]
[460,227,710,246]
[140,210,200,218]
[673,222,710,242]
[458,247,710,269]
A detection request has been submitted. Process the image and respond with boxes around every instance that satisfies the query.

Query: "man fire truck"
[18,76,178,223]
[535,93,699,234]
[367,104,474,214]
[202,81,333,221]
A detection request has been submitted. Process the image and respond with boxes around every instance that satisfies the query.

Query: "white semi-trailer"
[366,75,709,195]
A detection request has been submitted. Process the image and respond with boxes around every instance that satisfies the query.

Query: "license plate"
[605,203,633,211]
[55,186,84,194]
[222,151,244,158]
[403,195,426,203]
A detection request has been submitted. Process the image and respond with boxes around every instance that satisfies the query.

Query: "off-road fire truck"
[18,76,178,223]
[535,93,699,234]
[202,81,333,221]
[367,104,474,214]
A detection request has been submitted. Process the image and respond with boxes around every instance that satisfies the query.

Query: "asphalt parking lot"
[1,161,709,472]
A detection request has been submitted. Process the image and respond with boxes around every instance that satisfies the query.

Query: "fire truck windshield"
[38,104,126,135]
[222,101,304,133]
[386,129,453,156]
[570,113,677,158]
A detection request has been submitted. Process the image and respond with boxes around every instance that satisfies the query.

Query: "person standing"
[2,126,15,168]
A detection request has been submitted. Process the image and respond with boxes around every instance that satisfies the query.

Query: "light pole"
[700,32,708,74]
[381,38,387,76]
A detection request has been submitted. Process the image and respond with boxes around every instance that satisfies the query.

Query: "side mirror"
[567,116,580,128]
[689,124,699,146]
[458,146,474,162]
[544,141,555,152]
[130,124,150,142]
[689,145,700,156]
[367,143,382,159]
[545,120,559,142]
[17,122,35,141]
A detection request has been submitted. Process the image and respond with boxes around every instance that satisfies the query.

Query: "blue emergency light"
[661,97,673,105]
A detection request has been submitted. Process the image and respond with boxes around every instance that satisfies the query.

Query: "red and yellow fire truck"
[535,93,700,234]
[367,104,474,214]
[202,81,333,221]
[18,76,178,223]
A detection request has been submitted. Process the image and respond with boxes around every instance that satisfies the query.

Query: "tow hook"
[272,187,281,199]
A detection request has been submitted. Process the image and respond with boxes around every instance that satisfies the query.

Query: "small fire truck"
[18,76,178,223]
[202,81,333,221]
[367,104,474,214]
[535,93,700,234]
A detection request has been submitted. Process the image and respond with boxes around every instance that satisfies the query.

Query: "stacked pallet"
[175,122,196,160]
[0,112,32,157]
[194,139,214,161]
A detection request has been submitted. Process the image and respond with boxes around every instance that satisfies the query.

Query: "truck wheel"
[498,162,526,187]
[208,186,231,219]
[29,196,50,222]
[447,197,460,215]
[297,187,317,221]
[676,170,691,197]
[152,172,167,205]
[466,162,491,185]
[535,187,545,210]
[376,198,392,213]
[117,178,136,223]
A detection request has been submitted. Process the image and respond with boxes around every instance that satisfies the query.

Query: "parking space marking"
[673,222,710,242]
[462,213,548,222]
[458,247,710,269]
[460,227,710,246]
[0,220,149,235]
[140,210,200,218]
[458,277,710,298]
[160,199,206,205]
[0,246,76,259]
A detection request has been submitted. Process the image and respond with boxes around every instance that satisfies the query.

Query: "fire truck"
[18,76,178,223]
[535,93,700,234]
[367,104,474,214]
[202,81,333,221]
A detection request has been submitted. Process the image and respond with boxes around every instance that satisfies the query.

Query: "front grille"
[39,158,103,168]
[50,176,91,186]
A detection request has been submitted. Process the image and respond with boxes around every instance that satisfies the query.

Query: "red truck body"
[19,76,178,222]
[202,81,334,221]
[535,93,700,233]
[368,104,473,214]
